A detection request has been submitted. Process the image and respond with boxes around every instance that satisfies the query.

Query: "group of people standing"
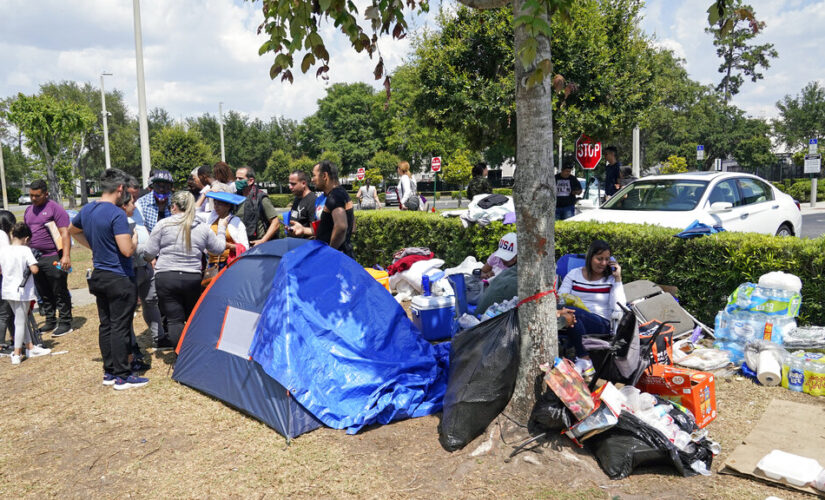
[53,158,356,390]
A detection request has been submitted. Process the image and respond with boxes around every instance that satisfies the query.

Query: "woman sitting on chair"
[558,239,627,378]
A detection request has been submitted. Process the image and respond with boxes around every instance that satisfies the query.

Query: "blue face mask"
[154,192,170,203]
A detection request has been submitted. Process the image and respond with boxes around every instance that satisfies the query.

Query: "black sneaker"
[113,375,149,391]
[153,337,176,350]
[41,320,57,332]
[131,359,151,373]
[52,324,74,337]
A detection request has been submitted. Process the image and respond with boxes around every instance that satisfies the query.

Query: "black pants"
[0,299,14,343]
[155,271,202,347]
[88,269,137,379]
[34,256,72,327]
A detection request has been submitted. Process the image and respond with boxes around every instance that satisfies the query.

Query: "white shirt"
[397,175,416,204]
[559,267,626,321]
[0,244,38,301]
[358,185,378,206]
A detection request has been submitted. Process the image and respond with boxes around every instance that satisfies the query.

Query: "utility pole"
[100,72,113,169]
[632,126,640,177]
[219,102,226,162]
[0,144,7,209]
[133,0,151,186]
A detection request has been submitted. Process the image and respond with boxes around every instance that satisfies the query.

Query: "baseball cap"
[150,169,173,184]
[492,232,517,260]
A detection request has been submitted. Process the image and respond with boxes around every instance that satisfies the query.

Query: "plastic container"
[365,268,390,291]
[756,449,823,486]
[411,295,456,341]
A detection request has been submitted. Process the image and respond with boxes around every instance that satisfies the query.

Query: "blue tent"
[173,239,448,438]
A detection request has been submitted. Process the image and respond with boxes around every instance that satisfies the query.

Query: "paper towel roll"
[757,350,781,386]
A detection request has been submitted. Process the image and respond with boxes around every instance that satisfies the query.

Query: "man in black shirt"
[604,145,621,199]
[286,170,316,238]
[290,160,354,256]
[555,165,582,220]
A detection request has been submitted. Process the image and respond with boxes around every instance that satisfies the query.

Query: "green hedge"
[493,188,513,195]
[352,211,825,326]
[269,194,293,207]
[773,179,825,202]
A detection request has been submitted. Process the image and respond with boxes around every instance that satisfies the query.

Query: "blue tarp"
[249,241,449,434]
[674,220,726,239]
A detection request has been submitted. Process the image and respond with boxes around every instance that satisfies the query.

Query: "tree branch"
[455,0,510,10]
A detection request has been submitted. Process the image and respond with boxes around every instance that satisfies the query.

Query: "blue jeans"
[556,205,576,220]
[560,306,611,357]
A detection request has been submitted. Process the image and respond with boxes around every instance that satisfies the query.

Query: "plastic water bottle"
[714,311,730,341]
[787,356,805,392]
[53,261,72,273]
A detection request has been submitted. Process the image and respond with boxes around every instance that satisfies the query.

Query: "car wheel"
[775,223,793,237]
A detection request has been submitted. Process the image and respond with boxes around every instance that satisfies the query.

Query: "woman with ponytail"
[143,191,229,348]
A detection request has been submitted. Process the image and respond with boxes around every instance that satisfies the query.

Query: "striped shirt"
[559,267,626,320]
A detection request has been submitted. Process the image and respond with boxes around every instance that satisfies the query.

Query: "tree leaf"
[301,53,316,73]
[281,69,294,84]
[373,57,384,80]
[269,64,283,80]
[258,41,271,56]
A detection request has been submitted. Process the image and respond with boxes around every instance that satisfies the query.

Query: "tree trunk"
[79,155,89,205]
[37,140,62,204]
[507,0,558,422]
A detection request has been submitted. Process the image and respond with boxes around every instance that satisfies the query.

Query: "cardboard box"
[636,364,717,428]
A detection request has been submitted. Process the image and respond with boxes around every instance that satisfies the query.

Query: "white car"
[569,172,802,236]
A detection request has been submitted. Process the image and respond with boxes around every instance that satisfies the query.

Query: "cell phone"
[604,257,617,277]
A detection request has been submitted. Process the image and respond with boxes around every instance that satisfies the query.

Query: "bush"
[786,179,825,203]
[352,212,825,326]
[493,188,512,195]
[268,194,293,207]
[8,186,21,202]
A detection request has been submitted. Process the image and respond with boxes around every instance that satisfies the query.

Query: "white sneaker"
[26,345,51,358]
[11,353,22,365]
[574,357,595,379]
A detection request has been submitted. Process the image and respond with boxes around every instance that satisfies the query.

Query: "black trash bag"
[587,409,715,480]
[438,308,520,452]
[530,390,575,432]
[655,395,698,433]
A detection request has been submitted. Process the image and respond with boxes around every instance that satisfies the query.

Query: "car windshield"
[602,179,709,211]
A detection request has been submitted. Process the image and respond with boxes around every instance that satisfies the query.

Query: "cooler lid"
[411,295,455,310]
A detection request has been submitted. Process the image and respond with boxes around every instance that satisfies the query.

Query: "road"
[802,213,825,239]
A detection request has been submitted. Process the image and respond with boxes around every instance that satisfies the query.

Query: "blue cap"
[205,191,246,205]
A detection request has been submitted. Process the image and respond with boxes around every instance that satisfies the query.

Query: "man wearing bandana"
[234,166,280,246]
[135,170,173,233]
[134,169,175,349]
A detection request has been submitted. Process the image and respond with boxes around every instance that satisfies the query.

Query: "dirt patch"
[1,305,822,498]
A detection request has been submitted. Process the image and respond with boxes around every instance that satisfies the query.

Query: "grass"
[1,297,823,498]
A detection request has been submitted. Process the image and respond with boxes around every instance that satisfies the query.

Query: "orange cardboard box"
[636,364,717,428]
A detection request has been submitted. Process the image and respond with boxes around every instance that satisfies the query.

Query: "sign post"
[356,167,365,182]
[431,156,441,211]
[575,134,602,200]
[805,144,821,208]
[696,145,704,170]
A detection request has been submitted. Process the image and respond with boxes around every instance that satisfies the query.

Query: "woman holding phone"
[558,239,626,378]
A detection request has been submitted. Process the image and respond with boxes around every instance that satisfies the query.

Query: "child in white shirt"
[0,223,51,365]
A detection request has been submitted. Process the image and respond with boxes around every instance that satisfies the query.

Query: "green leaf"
[518,37,537,69]
[707,2,721,25]
[258,41,271,56]
[301,52,316,73]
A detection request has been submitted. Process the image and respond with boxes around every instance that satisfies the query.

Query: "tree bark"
[506,0,558,422]
[36,139,62,204]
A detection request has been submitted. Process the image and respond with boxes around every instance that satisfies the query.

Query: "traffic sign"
[810,138,818,155]
[805,153,822,174]
[431,156,442,172]
[356,171,365,181]
[697,145,704,161]
[575,134,601,170]
[357,167,365,173]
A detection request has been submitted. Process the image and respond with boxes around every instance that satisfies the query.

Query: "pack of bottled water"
[714,275,802,363]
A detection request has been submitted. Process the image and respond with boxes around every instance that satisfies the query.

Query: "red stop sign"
[431,156,442,172]
[356,171,365,181]
[575,134,602,170]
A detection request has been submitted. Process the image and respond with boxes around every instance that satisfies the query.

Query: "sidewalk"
[800,200,825,215]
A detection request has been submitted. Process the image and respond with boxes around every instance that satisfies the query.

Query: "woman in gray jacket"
[143,191,229,348]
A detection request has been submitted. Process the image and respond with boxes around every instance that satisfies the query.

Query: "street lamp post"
[219,102,226,162]
[133,0,151,186]
[100,72,113,170]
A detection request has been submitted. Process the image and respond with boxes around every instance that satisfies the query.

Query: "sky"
[1,0,823,124]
